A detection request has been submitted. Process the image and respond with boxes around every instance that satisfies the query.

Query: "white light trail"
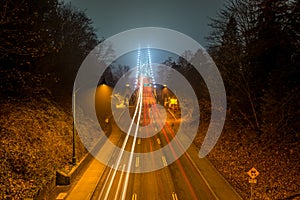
[99,46,151,199]
[98,75,143,200]
[99,83,143,200]
[147,47,156,87]
[113,164,126,200]
[121,76,144,200]
[135,47,141,89]
[97,165,114,200]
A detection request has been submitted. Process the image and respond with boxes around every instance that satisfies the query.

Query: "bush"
[0,97,87,199]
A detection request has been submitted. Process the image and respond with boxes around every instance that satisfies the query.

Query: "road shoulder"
[187,144,243,200]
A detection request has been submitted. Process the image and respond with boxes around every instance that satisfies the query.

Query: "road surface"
[90,105,218,200]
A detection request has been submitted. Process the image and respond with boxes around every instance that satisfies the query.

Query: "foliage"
[164,51,210,101]
[207,0,300,135]
[111,64,130,83]
[0,68,59,99]
[202,0,300,199]
[0,1,99,198]
[195,121,300,200]
[0,96,87,199]
[0,0,59,68]
[1,1,99,87]
[38,3,99,86]
[261,65,300,139]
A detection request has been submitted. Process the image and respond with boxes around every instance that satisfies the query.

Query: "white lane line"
[137,138,141,144]
[162,156,167,167]
[132,193,137,200]
[135,157,139,168]
[121,76,144,200]
[114,164,126,200]
[157,138,161,145]
[101,77,144,199]
[172,192,179,200]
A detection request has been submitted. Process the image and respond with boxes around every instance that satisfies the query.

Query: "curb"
[55,126,112,186]
[32,153,93,200]
[56,153,93,186]
[33,121,112,200]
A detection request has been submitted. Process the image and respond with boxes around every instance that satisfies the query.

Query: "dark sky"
[64,0,224,48]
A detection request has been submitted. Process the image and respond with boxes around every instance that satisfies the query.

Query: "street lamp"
[72,87,77,165]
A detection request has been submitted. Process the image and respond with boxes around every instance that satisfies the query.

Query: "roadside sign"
[247,167,259,199]
[249,179,257,184]
[247,167,260,179]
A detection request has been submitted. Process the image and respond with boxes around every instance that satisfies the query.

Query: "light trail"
[98,47,145,199]
[97,165,115,199]
[114,164,126,200]
[121,76,144,200]
[99,47,162,199]
[99,80,143,200]
[151,104,199,200]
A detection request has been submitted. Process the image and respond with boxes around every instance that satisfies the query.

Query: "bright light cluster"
[134,47,141,89]
[134,46,156,89]
[147,47,156,88]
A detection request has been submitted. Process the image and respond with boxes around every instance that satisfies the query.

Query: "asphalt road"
[90,103,218,200]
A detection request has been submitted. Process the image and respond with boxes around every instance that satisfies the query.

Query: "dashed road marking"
[162,156,167,167]
[157,138,161,145]
[132,193,137,200]
[172,192,178,200]
[135,157,139,167]
[118,163,126,170]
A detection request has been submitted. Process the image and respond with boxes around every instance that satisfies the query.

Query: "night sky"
[64,0,224,47]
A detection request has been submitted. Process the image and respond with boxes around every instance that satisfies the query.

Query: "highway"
[58,48,241,200]
[89,78,218,200]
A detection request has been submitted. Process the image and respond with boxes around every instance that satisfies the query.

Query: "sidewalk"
[64,158,105,200]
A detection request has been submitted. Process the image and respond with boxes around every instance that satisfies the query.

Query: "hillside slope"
[0,97,87,199]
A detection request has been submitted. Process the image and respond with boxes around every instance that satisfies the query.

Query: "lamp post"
[72,86,77,165]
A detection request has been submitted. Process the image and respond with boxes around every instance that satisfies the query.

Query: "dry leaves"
[0,97,87,199]
[195,123,300,199]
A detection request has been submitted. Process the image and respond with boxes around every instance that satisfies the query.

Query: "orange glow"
[95,84,113,120]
